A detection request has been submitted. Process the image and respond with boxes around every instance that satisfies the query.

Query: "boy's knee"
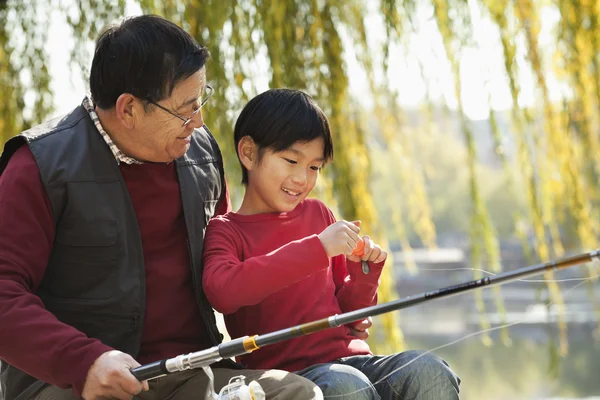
[412,351,459,385]
[390,350,460,397]
[318,365,378,400]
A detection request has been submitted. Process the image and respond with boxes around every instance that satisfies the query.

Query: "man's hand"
[82,350,149,400]
[348,317,373,340]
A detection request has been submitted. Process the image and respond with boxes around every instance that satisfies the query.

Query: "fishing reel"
[218,375,266,400]
[203,366,266,400]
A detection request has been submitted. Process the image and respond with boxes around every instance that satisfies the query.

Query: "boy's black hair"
[234,88,334,185]
[90,14,210,109]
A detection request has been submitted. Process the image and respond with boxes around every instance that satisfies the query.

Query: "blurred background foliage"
[2,1,600,396]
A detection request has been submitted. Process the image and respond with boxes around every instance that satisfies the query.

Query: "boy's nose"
[291,172,307,185]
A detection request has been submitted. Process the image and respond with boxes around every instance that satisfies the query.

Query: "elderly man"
[0,14,324,400]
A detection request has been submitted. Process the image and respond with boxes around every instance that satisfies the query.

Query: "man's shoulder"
[7,144,36,166]
[21,105,89,143]
[186,126,222,163]
[0,145,40,179]
[0,105,90,176]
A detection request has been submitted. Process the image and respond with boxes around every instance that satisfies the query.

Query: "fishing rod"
[131,249,600,381]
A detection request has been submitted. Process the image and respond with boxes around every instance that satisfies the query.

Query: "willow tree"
[2,0,600,356]
[0,0,52,143]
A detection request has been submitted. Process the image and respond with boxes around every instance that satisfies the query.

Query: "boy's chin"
[274,200,301,213]
[276,205,297,213]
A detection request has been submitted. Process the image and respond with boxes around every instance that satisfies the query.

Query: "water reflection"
[407,329,600,399]
[393,254,600,400]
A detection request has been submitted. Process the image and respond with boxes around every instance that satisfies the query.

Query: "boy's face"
[245,138,325,214]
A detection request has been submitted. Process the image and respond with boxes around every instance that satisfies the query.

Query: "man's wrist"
[71,345,115,397]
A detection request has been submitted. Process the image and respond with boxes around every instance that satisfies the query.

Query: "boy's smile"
[282,188,301,196]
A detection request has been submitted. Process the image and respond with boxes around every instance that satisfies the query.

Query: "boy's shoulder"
[303,197,335,221]
[206,212,236,230]
[303,197,329,211]
[207,199,333,228]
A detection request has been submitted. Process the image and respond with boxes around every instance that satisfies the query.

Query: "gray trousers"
[34,367,323,400]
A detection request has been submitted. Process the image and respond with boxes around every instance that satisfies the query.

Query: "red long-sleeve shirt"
[202,198,384,372]
[0,145,230,396]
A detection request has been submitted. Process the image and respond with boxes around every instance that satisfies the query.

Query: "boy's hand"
[347,236,388,264]
[348,318,372,340]
[318,220,361,258]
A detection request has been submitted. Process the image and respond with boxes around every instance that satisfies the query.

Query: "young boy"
[202,89,460,399]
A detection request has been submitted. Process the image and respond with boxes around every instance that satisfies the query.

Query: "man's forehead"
[172,69,207,105]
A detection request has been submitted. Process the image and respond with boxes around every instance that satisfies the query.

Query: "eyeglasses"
[148,85,214,127]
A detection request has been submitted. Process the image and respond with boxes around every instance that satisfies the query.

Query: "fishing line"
[324,273,599,398]
[414,267,600,283]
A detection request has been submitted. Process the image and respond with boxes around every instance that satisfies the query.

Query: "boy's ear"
[238,136,257,170]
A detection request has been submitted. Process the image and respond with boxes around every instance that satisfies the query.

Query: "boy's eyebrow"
[286,147,325,162]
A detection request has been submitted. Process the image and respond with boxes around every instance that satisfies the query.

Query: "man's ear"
[114,93,138,129]
[238,136,258,171]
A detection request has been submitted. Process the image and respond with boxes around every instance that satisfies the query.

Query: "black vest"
[0,105,233,400]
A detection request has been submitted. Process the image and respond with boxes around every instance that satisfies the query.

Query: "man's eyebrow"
[175,84,206,110]
[176,95,200,111]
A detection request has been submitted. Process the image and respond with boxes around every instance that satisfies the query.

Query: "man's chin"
[171,144,191,160]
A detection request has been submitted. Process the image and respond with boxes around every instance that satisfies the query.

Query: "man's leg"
[160,367,323,400]
[339,351,460,400]
[34,381,163,400]
[33,386,79,400]
[295,362,379,400]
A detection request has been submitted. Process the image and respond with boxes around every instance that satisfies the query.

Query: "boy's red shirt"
[203,198,385,371]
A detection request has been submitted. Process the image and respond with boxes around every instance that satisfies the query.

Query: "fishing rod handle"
[130,360,168,381]
[131,346,224,382]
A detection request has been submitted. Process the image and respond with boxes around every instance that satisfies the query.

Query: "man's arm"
[0,145,114,396]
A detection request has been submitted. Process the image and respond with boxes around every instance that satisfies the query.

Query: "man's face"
[135,68,207,163]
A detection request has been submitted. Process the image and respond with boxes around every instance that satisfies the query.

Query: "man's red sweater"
[0,145,229,396]
[203,198,384,372]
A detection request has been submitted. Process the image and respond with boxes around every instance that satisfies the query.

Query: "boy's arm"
[320,204,385,312]
[214,176,232,216]
[332,255,385,312]
[202,219,330,314]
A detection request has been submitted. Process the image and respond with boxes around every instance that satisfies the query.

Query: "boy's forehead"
[285,141,326,161]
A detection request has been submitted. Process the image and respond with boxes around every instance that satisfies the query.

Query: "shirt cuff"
[69,343,114,398]
[346,259,385,282]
